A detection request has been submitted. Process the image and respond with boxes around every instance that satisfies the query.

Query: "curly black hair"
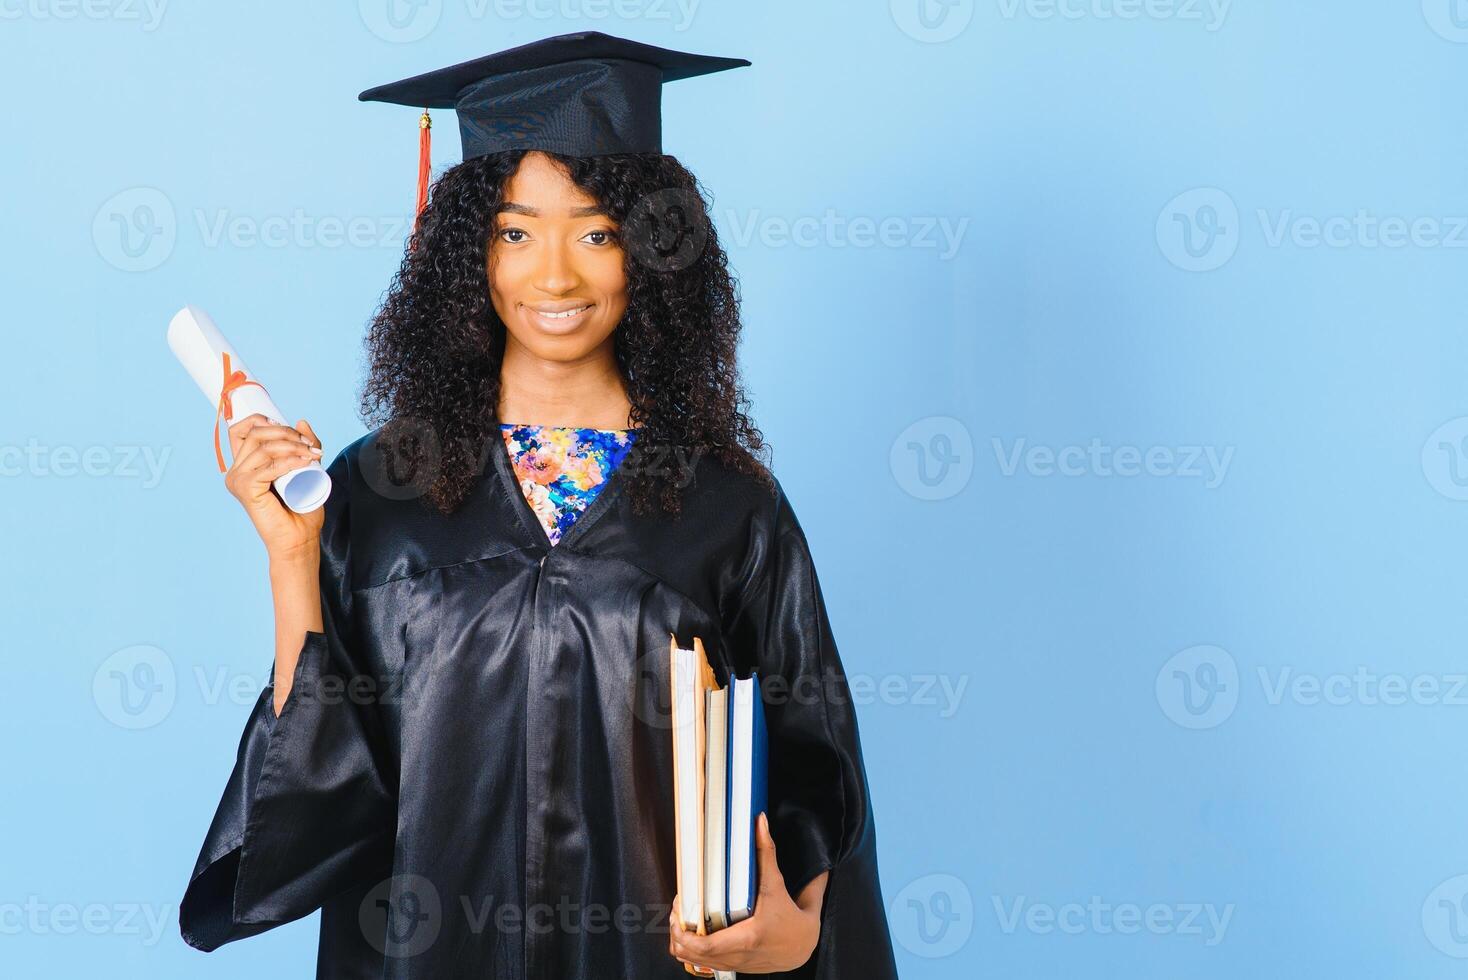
[358,149,773,519]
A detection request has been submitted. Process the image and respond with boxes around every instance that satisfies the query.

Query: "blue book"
[725,671,768,923]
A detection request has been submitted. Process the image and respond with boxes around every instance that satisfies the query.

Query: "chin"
[512,329,615,362]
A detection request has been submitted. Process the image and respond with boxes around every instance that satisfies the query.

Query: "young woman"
[179,34,898,979]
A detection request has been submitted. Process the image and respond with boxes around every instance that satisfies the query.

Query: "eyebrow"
[497,202,607,218]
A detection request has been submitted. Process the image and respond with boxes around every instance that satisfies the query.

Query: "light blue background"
[4,0,1467,976]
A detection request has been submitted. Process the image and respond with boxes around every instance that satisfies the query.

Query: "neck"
[497,334,634,429]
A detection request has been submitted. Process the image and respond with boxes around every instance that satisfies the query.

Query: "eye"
[582,228,618,246]
[498,227,529,244]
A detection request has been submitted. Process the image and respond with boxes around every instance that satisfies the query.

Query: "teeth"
[535,305,590,319]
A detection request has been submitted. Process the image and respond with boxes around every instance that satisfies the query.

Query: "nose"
[531,237,580,296]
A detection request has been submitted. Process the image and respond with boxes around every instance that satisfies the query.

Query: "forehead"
[499,152,604,216]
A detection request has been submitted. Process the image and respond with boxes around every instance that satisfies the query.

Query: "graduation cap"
[358,31,750,231]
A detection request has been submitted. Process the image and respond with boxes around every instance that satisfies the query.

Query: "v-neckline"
[491,424,638,554]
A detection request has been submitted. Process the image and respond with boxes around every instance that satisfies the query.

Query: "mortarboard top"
[358,31,750,230]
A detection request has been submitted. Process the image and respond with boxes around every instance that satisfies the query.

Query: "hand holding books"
[668,815,823,976]
[668,636,821,976]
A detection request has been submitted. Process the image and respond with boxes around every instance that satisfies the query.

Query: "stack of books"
[669,636,769,978]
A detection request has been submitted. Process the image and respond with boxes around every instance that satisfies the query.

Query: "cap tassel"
[413,109,432,246]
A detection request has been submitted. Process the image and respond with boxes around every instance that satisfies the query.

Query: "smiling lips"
[524,302,594,331]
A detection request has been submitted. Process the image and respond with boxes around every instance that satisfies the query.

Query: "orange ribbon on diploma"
[213,352,269,472]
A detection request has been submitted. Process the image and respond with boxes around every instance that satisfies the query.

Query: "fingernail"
[310,446,323,454]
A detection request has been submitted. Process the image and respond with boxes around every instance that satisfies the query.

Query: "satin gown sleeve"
[723,485,900,980]
[178,449,397,952]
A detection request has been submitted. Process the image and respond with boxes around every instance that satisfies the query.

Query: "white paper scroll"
[166,305,331,514]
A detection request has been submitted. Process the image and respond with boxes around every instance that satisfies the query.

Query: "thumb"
[756,812,785,894]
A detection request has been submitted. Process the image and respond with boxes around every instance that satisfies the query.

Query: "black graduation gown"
[178,427,899,979]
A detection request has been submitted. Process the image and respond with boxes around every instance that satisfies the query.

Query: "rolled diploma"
[166,305,331,514]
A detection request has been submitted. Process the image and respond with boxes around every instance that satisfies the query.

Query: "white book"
[704,687,729,931]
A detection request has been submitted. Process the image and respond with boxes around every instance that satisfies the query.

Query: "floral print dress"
[500,423,639,546]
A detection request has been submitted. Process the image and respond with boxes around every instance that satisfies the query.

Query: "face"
[487,151,629,362]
